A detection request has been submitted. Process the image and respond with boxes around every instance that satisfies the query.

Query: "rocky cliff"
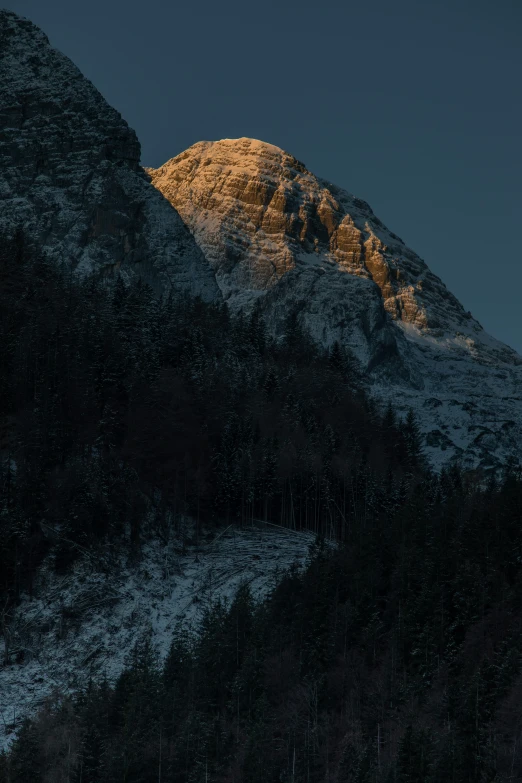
[145,140,473,324]
[0,10,219,300]
[147,138,522,469]
[2,7,521,471]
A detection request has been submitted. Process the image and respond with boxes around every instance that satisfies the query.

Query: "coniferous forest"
[1,234,522,781]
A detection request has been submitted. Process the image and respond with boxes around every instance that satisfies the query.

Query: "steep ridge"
[0,10,219,300]
[148,138,522,469]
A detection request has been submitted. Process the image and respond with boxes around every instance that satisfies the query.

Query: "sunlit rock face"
[148,138,522,470]
[147,138,462,329]
[1,3,521,472]
[0,10,219,300]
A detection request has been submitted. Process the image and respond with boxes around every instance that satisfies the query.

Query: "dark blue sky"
[6,0,522,350]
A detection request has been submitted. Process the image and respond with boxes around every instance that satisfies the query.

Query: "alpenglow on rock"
[0,10,219,300]
[147,138,522,470]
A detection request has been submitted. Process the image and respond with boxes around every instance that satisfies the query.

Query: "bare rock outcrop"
[147,138,472,332]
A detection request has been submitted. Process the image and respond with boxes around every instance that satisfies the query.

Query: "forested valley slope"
[1,10,522,783]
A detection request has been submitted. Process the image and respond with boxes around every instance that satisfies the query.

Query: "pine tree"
[262,366,280,398]
[111,273,127,315]
[8,718,43,783]
[396,724,432,782]
[403,408,425,472]
[248,309,267,355]
[329,340,345,373]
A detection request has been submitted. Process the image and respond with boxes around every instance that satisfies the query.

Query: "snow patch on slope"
[0,522,323,750]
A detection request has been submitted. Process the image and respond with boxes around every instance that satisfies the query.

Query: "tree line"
[1,232,522,780]
[0,230,423,607]
[2,469,522,781]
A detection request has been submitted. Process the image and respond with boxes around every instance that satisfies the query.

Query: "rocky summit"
[1,8,521,471]
[0,10,218,300]
[148,138,522,470]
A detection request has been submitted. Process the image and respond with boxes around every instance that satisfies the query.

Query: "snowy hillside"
[0,521,322,750]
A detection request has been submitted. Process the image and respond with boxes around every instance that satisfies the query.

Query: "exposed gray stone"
[0,10,219,301]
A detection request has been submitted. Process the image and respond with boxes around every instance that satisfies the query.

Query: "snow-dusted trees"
[8,464,522,781]
[0,229,430,612]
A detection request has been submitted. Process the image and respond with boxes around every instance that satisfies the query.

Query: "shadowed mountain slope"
[0,10,219,300]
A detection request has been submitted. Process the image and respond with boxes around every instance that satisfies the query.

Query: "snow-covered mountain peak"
[148,138,522,469]
[2,6,522,470]
[0,10,219,300]
[147,137,510,358]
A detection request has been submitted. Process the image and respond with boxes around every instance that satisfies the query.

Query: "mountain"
[2,15,522,778]
[1,8,521,472]
[0,10,219,300]
[147,138,522,469]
